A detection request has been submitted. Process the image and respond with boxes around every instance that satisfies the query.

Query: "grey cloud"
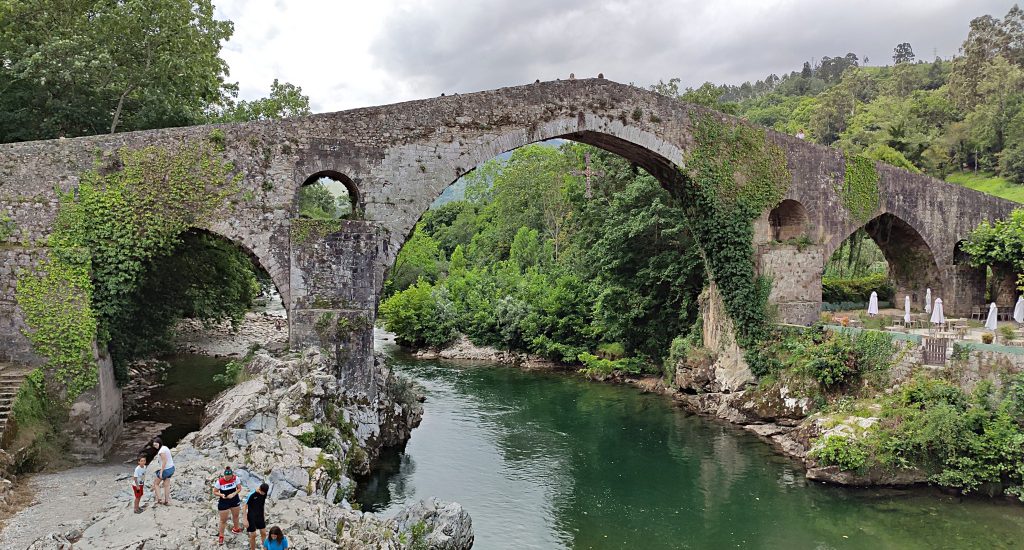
[370,0,1016,95]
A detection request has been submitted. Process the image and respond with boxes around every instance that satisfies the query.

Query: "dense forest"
[381,143,703,375]
[665,5,1024,203]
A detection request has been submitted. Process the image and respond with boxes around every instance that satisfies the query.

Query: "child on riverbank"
[131,455,146,514]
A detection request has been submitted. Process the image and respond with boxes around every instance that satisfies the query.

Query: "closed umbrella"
[925,288,932,313]
[930,298,945,325]
[1014,296,1024,324]
[985,302,999,331]
[904,295,911,324]
[867,291,879,316]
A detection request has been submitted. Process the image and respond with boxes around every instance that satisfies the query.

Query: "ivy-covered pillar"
[289,219,383,396]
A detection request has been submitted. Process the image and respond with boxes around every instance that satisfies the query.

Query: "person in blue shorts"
[150,437,175,505]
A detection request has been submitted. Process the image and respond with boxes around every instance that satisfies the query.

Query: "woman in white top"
[150,436,175,505]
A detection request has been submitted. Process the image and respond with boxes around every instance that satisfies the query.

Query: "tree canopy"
[653,4,1024,193]
[0,0,235,141]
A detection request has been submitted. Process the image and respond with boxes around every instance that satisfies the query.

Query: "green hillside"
[946,172,1024,203]
[667,5,1024,204]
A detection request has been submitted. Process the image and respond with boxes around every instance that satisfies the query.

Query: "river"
[355,350,1024,550]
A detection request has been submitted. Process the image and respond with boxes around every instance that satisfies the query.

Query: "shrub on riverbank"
[813,374,1024,497]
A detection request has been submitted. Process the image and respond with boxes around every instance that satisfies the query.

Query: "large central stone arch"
[378,118,689,263]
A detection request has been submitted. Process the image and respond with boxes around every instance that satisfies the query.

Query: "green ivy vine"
[677,113,791,376]
[839,153,880,223]
[15,259,98,399]
[15,142,240,401]
[0,212,14,241]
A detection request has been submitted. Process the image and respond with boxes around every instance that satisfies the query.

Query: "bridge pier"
[67,348,122,460]
[991,265,1020,306]
[288,220,383,396]
[942,264,986,317]
[755,243,824,326]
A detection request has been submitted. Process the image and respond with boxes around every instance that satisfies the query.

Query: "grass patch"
[946,171,1024,203]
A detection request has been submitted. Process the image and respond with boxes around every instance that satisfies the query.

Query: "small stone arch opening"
[953,240,970,265]
[297,170,358,219]
[768,199,809,241]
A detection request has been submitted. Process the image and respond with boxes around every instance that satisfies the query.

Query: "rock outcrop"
[413,335,559,370]
[674,285,757,394]
[26,348,473,549]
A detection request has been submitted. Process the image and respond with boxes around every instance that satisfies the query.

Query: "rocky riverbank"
[20,348,474,549]
[413,335,562,370]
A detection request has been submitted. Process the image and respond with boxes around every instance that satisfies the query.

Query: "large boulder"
[393,498,475,550]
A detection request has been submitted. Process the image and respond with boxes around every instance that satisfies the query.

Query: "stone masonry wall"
[289,220,384,395]
[756,244,824,326]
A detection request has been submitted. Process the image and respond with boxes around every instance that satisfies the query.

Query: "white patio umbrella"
[925,288,932,313]
[930,297,945,325]
[904,295,911,324]
[985,302,999,331]
[1014,296,1024,324]
[867,291,879,315]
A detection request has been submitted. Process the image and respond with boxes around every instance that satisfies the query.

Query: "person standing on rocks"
[131,455,147,514]
[242,482,270,550]
[213,467,243,545]
[150,437,175,505]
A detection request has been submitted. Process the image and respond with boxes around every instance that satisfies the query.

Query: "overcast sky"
[215,0,1016,113]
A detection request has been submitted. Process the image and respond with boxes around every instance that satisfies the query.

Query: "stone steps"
[0,366,30,444]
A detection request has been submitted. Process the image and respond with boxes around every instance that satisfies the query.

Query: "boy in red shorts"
[131,454,146,513]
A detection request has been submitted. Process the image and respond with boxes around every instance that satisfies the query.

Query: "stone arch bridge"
[0,79,1016,457]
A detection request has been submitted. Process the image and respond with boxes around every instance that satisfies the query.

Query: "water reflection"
[356,355,1024,549]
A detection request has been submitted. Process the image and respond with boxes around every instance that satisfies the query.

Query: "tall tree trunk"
[110,85,135,134]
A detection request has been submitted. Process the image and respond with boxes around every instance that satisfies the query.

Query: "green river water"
[355,351,1024,550]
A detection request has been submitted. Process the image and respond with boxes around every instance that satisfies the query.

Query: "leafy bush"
[211,360,244,386]
[802,332,857,387]
[822,273,894,304]
[796,330,895,389]
[378,279,458,348]
[812,435,867,471]
[577,352,645,378]
[897,376,966,409]
[852,330,896,374]
[852,376,1024,495]
[297,423,340,456]
[597,342,626,359]
[999,143,1024,184]
[951,343,971,361]
[9,369,69,472]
